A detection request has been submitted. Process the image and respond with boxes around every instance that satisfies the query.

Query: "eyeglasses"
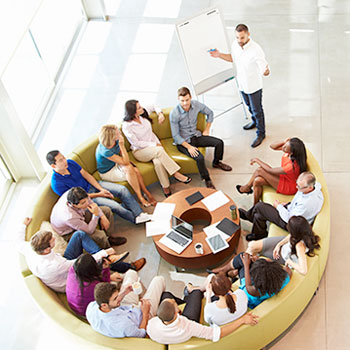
[296,183,309,190]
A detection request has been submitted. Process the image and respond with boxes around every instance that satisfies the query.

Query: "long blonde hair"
[99,124,118,148]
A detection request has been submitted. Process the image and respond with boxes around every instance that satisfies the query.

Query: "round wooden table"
[152,187,241,269]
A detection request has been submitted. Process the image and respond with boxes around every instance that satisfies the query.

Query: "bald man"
[239,172,324,241]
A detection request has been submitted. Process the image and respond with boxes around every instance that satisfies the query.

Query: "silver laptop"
[159,216,193,254]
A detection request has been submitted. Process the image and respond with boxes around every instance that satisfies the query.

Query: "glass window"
[0,155,13,206]
[30,0,84,80]
[2,32,55,136]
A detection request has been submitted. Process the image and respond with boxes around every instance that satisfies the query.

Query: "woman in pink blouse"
[122,100,191,197]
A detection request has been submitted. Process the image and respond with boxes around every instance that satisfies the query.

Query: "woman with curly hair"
[246,215,320,275]
[233,253,292,309]
[236,137,307,204]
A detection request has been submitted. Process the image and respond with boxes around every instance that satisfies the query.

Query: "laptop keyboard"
[167,230,188,247]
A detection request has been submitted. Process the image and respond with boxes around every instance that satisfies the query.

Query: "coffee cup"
[195,243,204,255]
[132,281,142,295]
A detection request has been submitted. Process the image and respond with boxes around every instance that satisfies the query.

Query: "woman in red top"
[236,138,307,204]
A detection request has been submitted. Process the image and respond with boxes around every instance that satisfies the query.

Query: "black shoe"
[162,189,172,198]
[245,233,258,241]
[236,185,253,195]
[243,121,256,130]
[205,179,216,189]
[174,176,192,184]
[238,208,249,221]
[251,135,265,148]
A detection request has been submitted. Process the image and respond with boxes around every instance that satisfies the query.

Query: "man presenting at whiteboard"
[210,24,270,148]
[170,87,232,190]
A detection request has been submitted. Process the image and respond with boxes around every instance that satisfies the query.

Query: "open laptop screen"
[171,216,193,239]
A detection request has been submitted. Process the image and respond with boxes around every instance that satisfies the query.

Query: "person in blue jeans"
[46,150,151,225]
[209,24,269,148]
[18,218,141,293]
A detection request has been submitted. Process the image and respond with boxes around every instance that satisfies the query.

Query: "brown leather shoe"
[108,236,127,246]
[212,161,232,171]
[131,258,146,271]
[205,180,216,189]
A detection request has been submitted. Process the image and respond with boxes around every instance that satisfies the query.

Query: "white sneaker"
[135,212,152,224]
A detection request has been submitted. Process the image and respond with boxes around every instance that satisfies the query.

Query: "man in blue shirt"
[170,87,232,189]
[86,271,165,338]
[46,151,152,227]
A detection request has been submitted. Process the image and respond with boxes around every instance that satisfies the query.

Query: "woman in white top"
[246,215,320,275]
[183,273,248,327]
[122,100,191,197]
[204,272,248,326]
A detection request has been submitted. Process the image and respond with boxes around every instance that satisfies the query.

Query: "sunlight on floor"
[132,23,174,53]
[143,0,182,18]
[119,53,167,91]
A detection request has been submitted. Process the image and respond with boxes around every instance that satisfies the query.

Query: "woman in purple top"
[66,253,122,316]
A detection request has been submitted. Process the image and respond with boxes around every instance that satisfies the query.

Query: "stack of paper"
[146,202,175,237]
[152,202,176,221]
[201,190,229,212]
[146,220,171,237]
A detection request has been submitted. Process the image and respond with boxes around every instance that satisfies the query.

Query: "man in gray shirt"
[170,87,232,189]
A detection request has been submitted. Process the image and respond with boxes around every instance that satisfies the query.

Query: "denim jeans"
[63,230,131,272]
[241,89,265,137]
[89,181,142,223]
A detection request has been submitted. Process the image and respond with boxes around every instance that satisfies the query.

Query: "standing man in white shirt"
[210,24,270,148]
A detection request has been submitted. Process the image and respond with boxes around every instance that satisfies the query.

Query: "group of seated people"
[18,86,325,344]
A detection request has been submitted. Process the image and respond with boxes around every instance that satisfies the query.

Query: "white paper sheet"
[201,190,229,212]
[151,202,176,222]
[146,220,171,237]
[203,221,230,240]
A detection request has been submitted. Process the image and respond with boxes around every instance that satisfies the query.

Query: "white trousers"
[120,270,165,317]
[133,146,180,188]
[99,163,127,182]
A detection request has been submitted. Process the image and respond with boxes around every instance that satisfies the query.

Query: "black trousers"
[232,253,248,280]
[160,290,203,322]
[177,135,224,181]
[241,202,288,238]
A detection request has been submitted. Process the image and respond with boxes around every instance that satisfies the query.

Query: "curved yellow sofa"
[19,108,329,350]
[19,109,206,350]
[72,108,206,193]
[169,149,330,350]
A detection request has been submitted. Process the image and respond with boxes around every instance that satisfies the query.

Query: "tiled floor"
[1,0,350,349]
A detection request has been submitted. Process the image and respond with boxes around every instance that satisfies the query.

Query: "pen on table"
[207,49,216,52]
